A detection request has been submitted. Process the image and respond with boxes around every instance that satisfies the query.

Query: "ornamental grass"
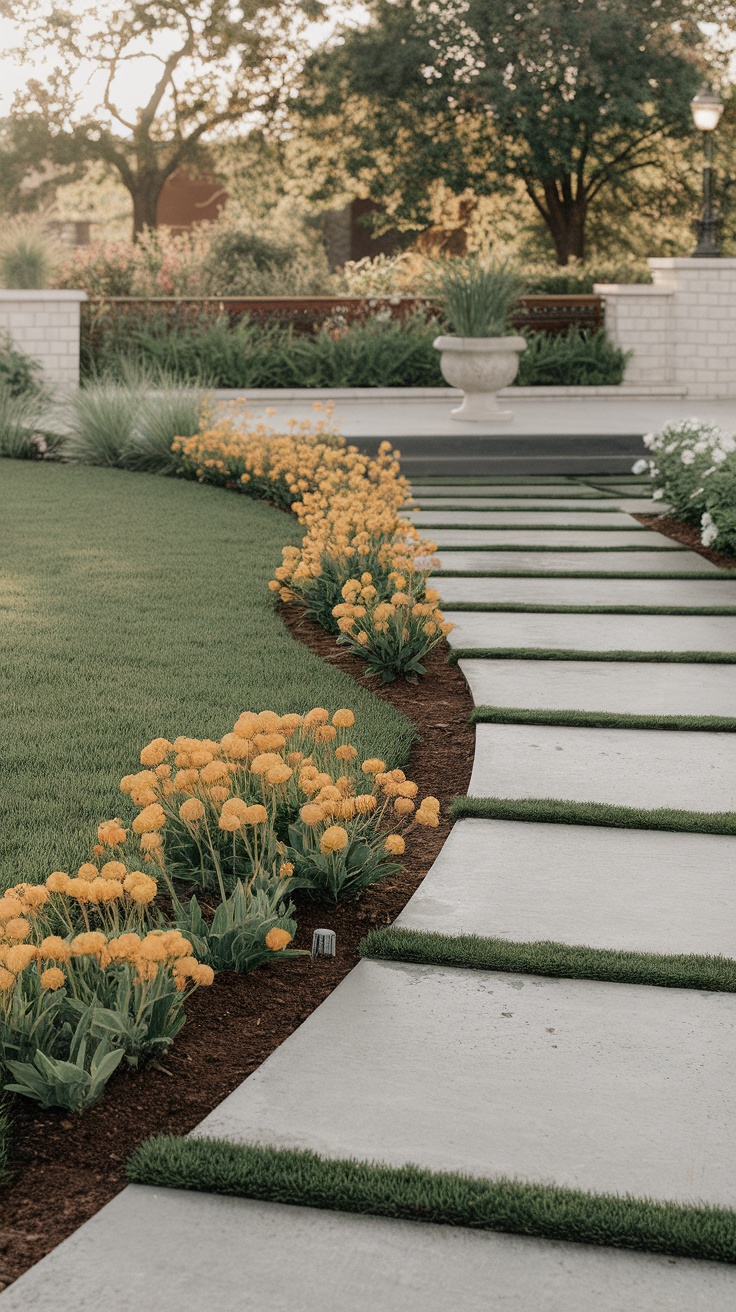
[172,403,453,680]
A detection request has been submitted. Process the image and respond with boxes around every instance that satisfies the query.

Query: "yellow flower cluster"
[0,921,214,996]
[331,573,454,669]
[123,707,439,886]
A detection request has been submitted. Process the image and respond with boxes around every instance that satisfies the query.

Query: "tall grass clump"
[432,257,525,337]
[66,375,204,472]
[517,329,629,386]
[0,217,63,290]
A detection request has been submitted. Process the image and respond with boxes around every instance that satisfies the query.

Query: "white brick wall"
[0,290,86,390]
[596,259,736,398]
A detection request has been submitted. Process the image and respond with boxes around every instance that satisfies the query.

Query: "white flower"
[642,432,655,449]
[681,449,695,465]
[721,434,736,453]
[712,448,728,464]
[701,512,719,547]
[652,488,664,500]
[632,459,649,475]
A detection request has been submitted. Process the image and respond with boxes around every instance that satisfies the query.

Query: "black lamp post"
[691,83,724,257]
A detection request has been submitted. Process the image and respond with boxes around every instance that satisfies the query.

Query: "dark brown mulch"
[0,622,474,1292]
[633,514,736,569]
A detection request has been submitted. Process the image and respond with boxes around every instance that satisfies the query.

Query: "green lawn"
[0,461,414,889]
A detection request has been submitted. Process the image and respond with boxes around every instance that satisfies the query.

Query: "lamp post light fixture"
[691,83,724,258]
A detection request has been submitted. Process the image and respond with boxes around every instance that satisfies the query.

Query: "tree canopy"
[6,0,325,235]
[301,0,722,262]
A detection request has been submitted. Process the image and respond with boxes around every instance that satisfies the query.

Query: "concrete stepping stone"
[409,510,640,527]
[194,959,736,1207]
[437,576,736,607]
[409,497,663,511]
[460,656,736,716]
[429,530,683,548]
[468,723,736,812]
[434,550,727,575]
[4,1187,734,1312]
[397,818,736,956]
[445,610,736,652]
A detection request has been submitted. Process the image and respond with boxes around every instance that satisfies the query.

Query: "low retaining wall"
[0,290,86,390]
[597,258,736,399]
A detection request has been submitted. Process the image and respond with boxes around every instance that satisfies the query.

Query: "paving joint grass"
[127,1136,736,1266]
[434,569,733,580]
[451,796,736,835]
[432,543,688,552]
[471,705,736,731]
[360,927,736,993]
[449,647,736,664]
[442,602,736,615]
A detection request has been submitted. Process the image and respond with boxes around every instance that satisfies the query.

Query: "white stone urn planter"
[433,335,527,421]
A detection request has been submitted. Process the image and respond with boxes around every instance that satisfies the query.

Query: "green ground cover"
[471,707,736,731]
[449,647,736,662]
[0,461,413,889]
[360,928,736,992]
[127,1136,736,1265]
[451,797,736,835]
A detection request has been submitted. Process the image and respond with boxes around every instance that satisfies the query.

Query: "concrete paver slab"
[438,576,736,607]
[468,722,736,812]
[459,656,736,715]
[195,959,736,1206]
[396,818,736,956]
[434,550,727,574]
[445,610,736,652]
[409,510,640,527]
[429,529,683,548]
[3,1187,734,1312]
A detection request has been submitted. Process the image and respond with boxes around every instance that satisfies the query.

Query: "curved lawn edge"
[126,1136,736,1265]
[359,928,736,993]
[450,797,736,835]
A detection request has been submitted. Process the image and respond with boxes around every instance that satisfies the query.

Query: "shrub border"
[471,706,736,732]
[360,927,736,993]
[450,796,736,835]
[126,1136,736,1265]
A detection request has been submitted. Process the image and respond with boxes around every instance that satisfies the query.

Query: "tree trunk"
[539,181,587,266]
[130,176,167,239]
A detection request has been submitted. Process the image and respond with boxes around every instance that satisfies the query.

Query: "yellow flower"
[335,744,358,762]
[200,760,229,785]
[356,632,369,646]
[40,967,66,991]
[77,862,98,880]
[132,803,166,834]
[4,917,31,942]
[5,944,37,973]
[265,927,293,952]
[0,966,15,991]
[138,935,167,962]
[179,797,206,823]
[279,862,295,879]
[139,738,172,767]
[125,874,158,905]
[304,707,329,728]
[0,897,23,921]
[97,818,128,846]
[250,752,284,775]
[384,834,405,855]
[70,932,108,958]
[39,936,72,963]
[300,803,324,826]
[101,860,127,880]
[332,709,355,728]
[65,878,92,902]
[191,962,215,986]
[140,832,164,853]
[265,764,293,786]
[354,793,378,815]
[320,825,349,855]
[243,804,268,825]
[394,797,415,816]
[362,759,386,776]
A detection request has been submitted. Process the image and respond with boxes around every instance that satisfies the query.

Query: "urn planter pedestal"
[433,335,527,421]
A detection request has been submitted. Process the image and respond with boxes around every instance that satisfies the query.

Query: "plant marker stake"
[311,929,336,958]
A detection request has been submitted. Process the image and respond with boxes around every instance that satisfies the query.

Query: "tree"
[7,0,325,236]
[301,0,720,263]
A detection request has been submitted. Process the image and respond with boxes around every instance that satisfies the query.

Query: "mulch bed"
[0,617,474,1291]
[633,514,736,569]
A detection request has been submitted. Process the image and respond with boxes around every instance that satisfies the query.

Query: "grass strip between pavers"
[435,570,734,580]
[431,543,688,552]
[443,602,736,616]
[412,523,651,531]
[360,927,736,993]
[449,647,736,664]
[471,706,736,732]
[127,1136,736,1265]
[450,796,736,835]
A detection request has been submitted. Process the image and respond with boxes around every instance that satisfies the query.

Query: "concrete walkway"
[3,473,736,1311]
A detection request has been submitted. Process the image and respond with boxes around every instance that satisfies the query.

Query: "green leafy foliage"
[516,329,629,386]
[65,376,203,471]
[635,420,736,555]
[286,823,402,903]
[431,256,524,337]
[4,1012,123,1113]
[172,879,302,973]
